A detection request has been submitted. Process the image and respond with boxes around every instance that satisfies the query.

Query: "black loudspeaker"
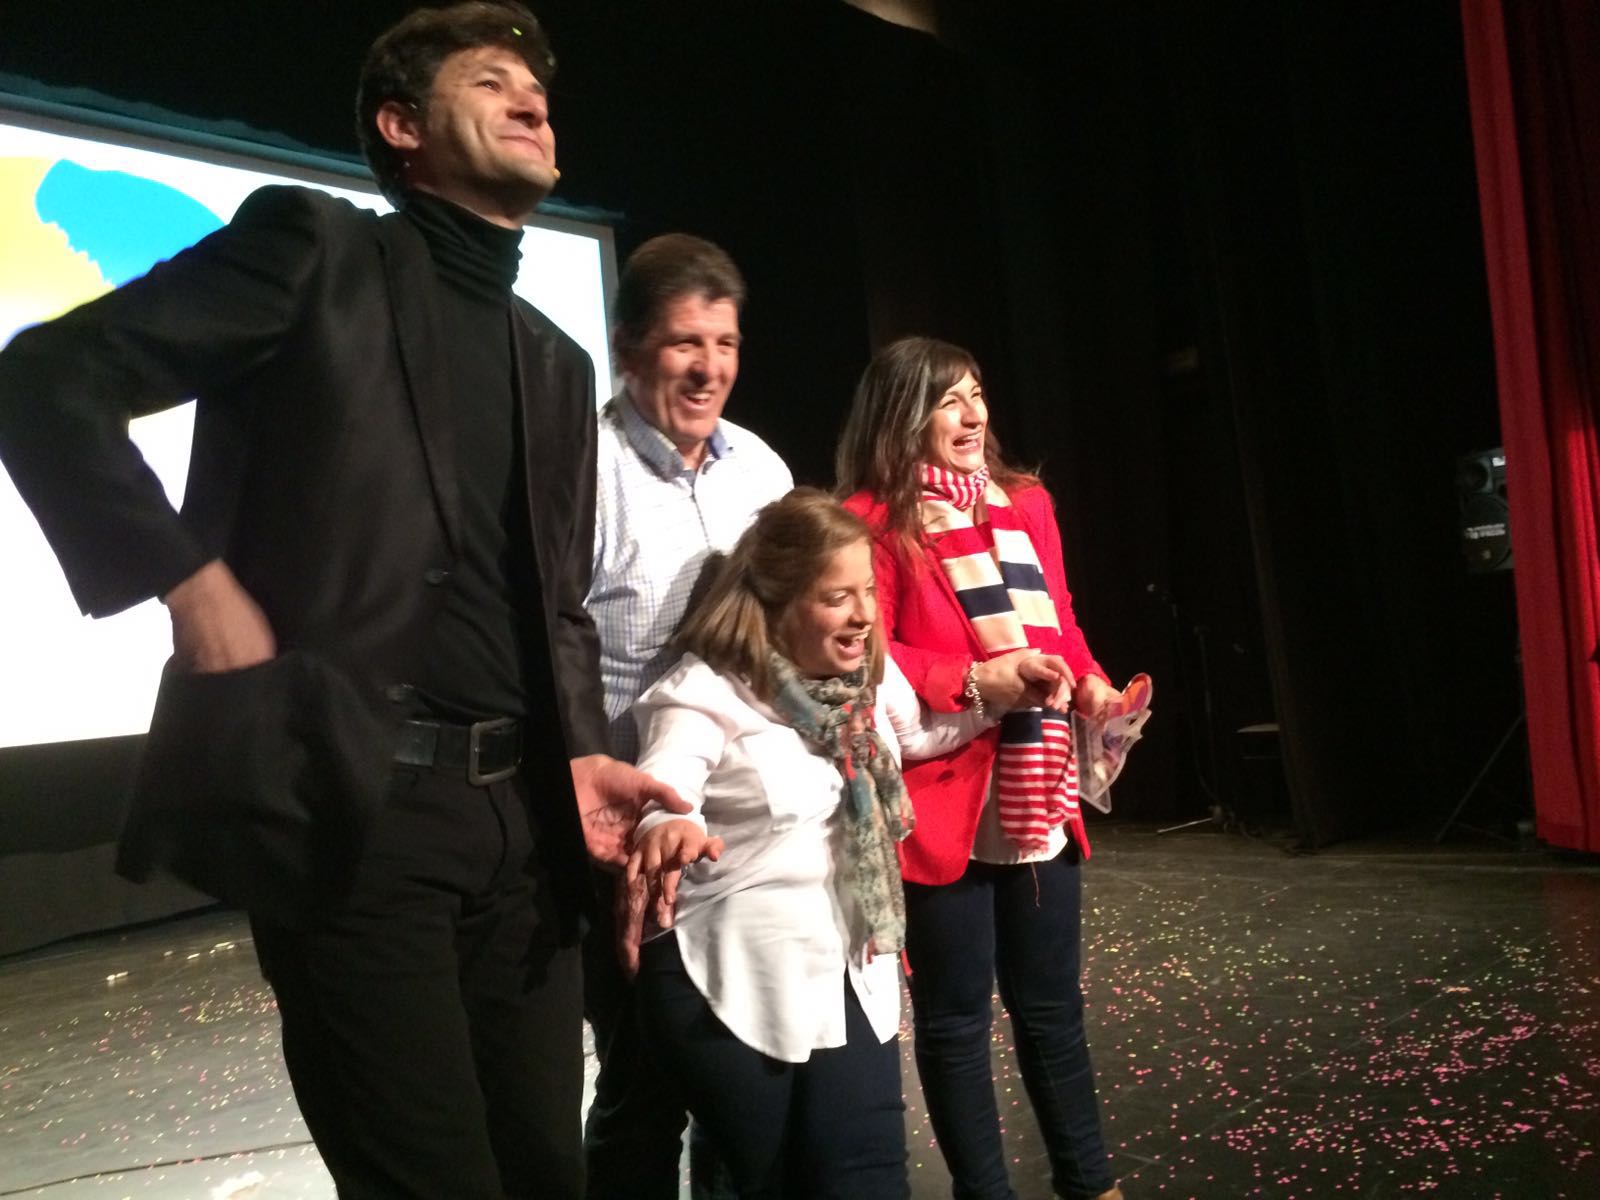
[1457,447,1512,573]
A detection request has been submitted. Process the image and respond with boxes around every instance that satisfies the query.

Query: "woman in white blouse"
[623,488,1069,1199]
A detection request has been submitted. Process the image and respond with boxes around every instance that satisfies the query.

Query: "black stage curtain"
[1156,2,1506,846]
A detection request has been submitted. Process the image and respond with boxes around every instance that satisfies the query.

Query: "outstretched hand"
[569,754,689,868]
[616,818,724,978]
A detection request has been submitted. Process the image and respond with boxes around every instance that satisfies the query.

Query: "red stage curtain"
[1460,0,1600,851]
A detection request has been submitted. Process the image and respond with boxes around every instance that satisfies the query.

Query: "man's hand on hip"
[162,559,277,673]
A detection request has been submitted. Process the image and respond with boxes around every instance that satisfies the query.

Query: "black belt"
[394,716,523,786]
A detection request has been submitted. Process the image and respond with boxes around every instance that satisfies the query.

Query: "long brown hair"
[834,336,1039,556]
[677,488,885,699]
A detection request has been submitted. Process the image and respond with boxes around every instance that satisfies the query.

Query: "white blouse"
[632,653,991,1063]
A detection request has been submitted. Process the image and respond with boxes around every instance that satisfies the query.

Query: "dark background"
[0,1,1519,863]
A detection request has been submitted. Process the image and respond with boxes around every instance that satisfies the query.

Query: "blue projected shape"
[35,160,223,286]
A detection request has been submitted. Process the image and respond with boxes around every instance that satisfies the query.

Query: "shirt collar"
[614,390,731,477]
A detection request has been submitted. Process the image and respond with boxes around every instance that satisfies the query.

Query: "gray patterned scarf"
[766,651,914,956]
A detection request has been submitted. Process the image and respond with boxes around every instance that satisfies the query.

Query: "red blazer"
[844,484,1105,885]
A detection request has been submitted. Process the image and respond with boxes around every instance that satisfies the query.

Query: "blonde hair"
[677,488,885,699]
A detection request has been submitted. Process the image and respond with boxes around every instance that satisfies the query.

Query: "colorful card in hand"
[1073,673,1153,814]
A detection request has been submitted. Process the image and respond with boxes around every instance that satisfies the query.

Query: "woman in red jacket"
[839,336,1124,1200]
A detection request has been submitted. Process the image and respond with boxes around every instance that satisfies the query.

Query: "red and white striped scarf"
[920,464,1084,854]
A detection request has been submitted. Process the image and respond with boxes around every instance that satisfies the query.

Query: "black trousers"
[252,765,584,1199]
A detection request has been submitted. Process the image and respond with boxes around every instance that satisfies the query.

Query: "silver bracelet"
[963,661,987,720]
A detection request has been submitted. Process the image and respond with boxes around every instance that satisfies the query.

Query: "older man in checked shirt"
[582,233,792,1199]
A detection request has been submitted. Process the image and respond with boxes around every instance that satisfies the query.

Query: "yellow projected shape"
[0,156,112,337]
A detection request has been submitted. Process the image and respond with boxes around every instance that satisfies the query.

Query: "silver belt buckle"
[467,716,520,786]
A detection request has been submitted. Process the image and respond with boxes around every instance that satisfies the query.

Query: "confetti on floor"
[2,822,1596,1198]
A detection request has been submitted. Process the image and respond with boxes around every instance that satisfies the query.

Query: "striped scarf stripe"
[919,465,1084,854]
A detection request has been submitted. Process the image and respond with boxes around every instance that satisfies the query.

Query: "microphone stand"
[1434,646,1527,844]
[1150,584,1230,835]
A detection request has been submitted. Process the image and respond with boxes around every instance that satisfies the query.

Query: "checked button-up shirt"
[586,391,793,761]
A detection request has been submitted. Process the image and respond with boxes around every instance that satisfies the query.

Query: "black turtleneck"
[401,191,542,721]
[404,190,523,298]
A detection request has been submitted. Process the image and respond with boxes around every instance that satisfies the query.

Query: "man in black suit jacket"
[0,4,680,1196]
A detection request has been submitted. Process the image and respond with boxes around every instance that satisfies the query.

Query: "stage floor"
[3,821,1597,1198]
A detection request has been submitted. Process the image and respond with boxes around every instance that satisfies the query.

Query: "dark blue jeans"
[636,932,910,1200]
[904,849,1114,1200]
